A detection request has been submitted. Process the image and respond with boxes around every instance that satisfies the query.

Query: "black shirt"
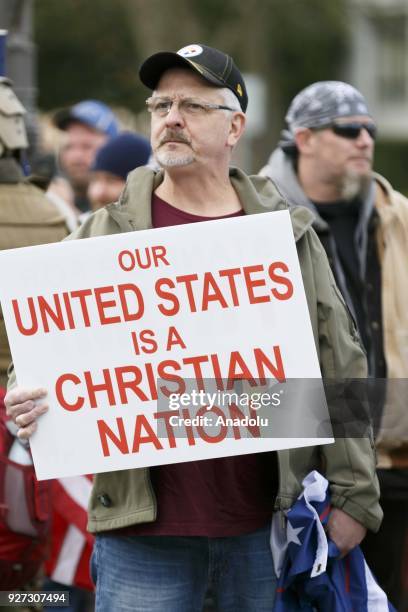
[314,198,386,378]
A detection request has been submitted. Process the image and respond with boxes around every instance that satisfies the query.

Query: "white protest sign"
[0,210,333,479]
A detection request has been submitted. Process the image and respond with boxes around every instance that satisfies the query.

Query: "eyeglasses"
[330,122,377,141]
[146,96,236,117]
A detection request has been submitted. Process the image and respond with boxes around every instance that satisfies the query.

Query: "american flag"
[271,471,396,611]
[0,388,94,591]
[45,476,94,590]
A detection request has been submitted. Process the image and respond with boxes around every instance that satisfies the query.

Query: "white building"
[348,0,408,139]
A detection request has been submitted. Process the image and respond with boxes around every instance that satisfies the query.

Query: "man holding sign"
[5,45,381,611]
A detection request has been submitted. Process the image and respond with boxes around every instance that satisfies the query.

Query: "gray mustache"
[160,131,191,146]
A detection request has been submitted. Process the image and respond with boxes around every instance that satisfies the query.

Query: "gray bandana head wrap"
[286,80,371,129]
[280,81,373,153]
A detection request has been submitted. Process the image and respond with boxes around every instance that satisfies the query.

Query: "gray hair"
[219,87,242,113]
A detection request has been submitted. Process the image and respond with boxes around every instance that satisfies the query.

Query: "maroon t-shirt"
[122,193,278,537]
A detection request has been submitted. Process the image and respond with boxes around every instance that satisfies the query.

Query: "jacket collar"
[110,165,314,242]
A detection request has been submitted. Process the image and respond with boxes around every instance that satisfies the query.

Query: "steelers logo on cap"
[177,45,203,58]
[236,84,243,97]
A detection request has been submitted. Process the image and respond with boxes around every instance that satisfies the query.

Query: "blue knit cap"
[91,132,151,179]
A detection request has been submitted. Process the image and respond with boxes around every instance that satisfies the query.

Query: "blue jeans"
[42,579,95,611]
[91,524,277,611]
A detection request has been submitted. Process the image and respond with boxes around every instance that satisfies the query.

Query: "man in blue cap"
[53,100,119,214]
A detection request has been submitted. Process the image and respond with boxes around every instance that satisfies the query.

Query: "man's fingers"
[9,399,36,418]
[5,387,47,412]
[17,421,38,440]
[4,387,49,441]
[15,403,48,427]
[327,507,367,557]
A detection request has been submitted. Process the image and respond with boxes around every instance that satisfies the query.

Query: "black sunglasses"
[330,122,377,141]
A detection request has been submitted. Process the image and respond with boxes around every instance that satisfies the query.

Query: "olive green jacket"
[9,166,382,533]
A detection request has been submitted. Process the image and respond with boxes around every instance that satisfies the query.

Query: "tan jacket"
[374,174,408,468]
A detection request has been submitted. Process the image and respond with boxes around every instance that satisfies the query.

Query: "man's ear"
[294,127,315,155]
[227,112,246,148]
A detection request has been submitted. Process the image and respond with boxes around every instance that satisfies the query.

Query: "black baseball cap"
[139,44,248,112]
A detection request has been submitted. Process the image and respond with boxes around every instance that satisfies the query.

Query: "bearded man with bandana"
[260,81,408,609]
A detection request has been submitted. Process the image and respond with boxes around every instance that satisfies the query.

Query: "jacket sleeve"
[301,228,382,532]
